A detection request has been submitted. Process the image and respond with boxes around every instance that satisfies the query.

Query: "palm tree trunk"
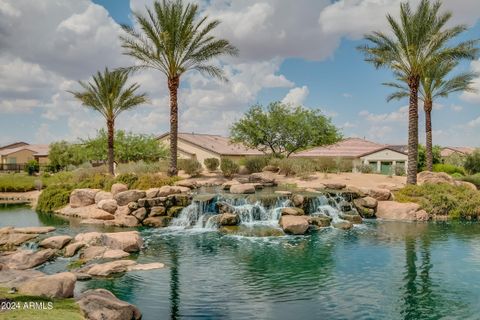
[107,118,115,176]
[168,76,180,176]
[424,100,433,172]
[407,78,420,185]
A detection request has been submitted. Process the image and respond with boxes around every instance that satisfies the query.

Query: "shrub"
[269,158,316,177]
[461,174,480,188]
[114,173,139,189]
[178,159,202,176]
[36,185,73,212]
[244,156,270,173]
[116,160,169,175]
[451,173,464,179]
[131,174,180,189]
[464,149,480,174]
[334,158,353,173]
[394,164,406,176]
[395,183,480,219]
[0,174,36,192]
[24,160,39,176]
[357,164,372,174]
[432,163,465,175]
[204,158,220,172]
[221,158,239,178]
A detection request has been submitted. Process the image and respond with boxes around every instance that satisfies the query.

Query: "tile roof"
[440,147,475,157]
[292,138,405,158]
[0,144,50,157]
[158,132,264,156]
[0,141,29,151]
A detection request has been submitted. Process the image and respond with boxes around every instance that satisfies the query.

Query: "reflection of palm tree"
[167,240,180,320]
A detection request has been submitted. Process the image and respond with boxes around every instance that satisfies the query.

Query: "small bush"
[334,157,353,173]
[269,158,316,177]
[394,164,406,176]
[357,164,372,174]
[114,173,139,189]
[461,174,480,188]
[24,160,40,176]
[178,159,202,176]
[131,174,180,189]
[244,156,270,174]
[433,163,465,175]
[451,172,464,179]
[0,174,36,192]
[204,158,220,172]
[116,160,168,175]
[221,158,239,178]
[395,183,480,219]
[464,149,480,174]
[36,185,73,212]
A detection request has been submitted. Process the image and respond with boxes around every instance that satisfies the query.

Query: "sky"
[0,0,479,147]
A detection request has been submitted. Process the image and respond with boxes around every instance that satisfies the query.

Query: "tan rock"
[332,221,353,230]
[132,207,148,221]
[18,272,76,298]
[127,262,165,271]
[291,194,305,207]
[0,249,56,269]
[143,216,171,227]
[220,213,240,226]
[157,185,190,197]
[84,260,137,276]
[376,201,429,221]
[113,215,139,227]
[281,207,305,216]
[76,288,142,320]
[64,242,85,257]
[145,188,160,198]
[74,232,103,245]
[39,235,72,249]
[57,204,114,220]
[97,199,118,214]
[174,180,197,189]
[279,215,309,235]
[0,233,38,247]
[103,231,143,252]
[114,190,146,206]
[455,181,478,191]
[81,246,129,261]
[230,183,256,194]
[70,189,100,208]
[13,226,55,234]
[149,206,166,217]
[221,180,241,190]
[275,190,292,196]
[111,183,128,196]
[94,191,113,204]
[417,171,454,185]
[367,188,392,201]
[115,205,131,216]
[324,183,346,190]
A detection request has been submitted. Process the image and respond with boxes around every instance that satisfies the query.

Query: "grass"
[0,287,83,320]
[395,183,480,219]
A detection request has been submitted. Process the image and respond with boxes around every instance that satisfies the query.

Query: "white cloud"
[468,116,480,128]
[342,93,352,98]
[281,86,309,106]
[359,105,408,123]
[461,59,480,104]
[450,104,464,112]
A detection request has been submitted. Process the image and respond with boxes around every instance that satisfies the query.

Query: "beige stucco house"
[0,143,50,168]
[293,138,408,175]
[157,132,264,167]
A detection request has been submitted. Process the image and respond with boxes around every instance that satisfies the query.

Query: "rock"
[355,206,375,219]
[281,207,305,216]
[114,190,146,206]
[70,189,100,208]
[128,201,139,210]
[221,180,241,190]
[83,260,137,276]
[367,188,392,201]
[354,196,378,209]
[220,213,240,226]
[167,206,184,218]
[416,209,430,221]
[39,235,72,250]
[456,180,478,191]
[80,219,107,225]
[97,199,118,214]
[171,194,191,207]
[332,221,353,230]
[95,191,113,204]
[230,183,256,194]
[18,272,76,298]
[306,215,331,227]
[149,206,166,217]
[158,186,190,197]
[74,272,92,281]
[376,183,403,191]
[0,249,56,269]
[113,215,139,227]
[219,225,284,237]
[76,289,142,320]
[57,205,115,220]
[279,215,309,235]
[74,232,103,245]
[262,165,279,172]
[250,172,277,185]
[13,226,55,234]
[0,269,45,288]
[376,201,429,221]
[115,205,131,216]
[132,207,148,221]
[339,213,363,224]
[275,190,292,196]
[81,246,129,261]
[145,188,160,198]
[238,165,250,175]
[111,183,128,196]
[128,262,165,271]
[174,180,197,189]
[345,185,367,197]
[0,233,38,248]
[291,194,305,207]
[417,171,454,185]
[64,242,85,257]
[324,183,346,190]
[143,216,171,227]
[103,232,143,252]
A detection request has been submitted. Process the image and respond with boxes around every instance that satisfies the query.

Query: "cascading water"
[308,193,358,223]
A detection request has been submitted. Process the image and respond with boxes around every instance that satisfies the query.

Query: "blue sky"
[0,0,479,147]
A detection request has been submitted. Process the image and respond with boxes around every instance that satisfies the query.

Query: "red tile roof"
[440,147,475,157]
[0,144,49,157]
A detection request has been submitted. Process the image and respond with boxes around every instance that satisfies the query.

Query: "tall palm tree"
[384,62,478,171]
[70,68,148,175]
[359,0,478,184]
[120,0,238,176]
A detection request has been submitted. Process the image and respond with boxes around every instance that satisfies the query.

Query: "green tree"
[359,0,478,184]
[417,145,442,171]
[464,149,480,174]
[120,0,238,176]
[48,141,88,172]
[230,102,341,158]
[69,68,148,175]
[385,61,477,171]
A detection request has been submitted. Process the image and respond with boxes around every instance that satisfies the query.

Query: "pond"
[2,203,480,319]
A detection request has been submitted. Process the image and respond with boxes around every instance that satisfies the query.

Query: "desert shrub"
[464,150,480,174]
[461,174,480,188]
[42,171,75,187]
[312,158,336,172]
[116,160,168,175]
[357,164,372,174]
[0,174,36,192]
[443,153,467,167]
[451,172,464,179]
[178,159,202,176]
[74,171,114,190]
[244,156,270,173]
[269,158,316,177]
[36,185,73,212]
[394,164,406,176]
[433,163,465,175]
[395,183,480,219]
[204,158,220,172]
[334,158,353,173]
[24,160,39,176]
[221,158,239,178]
[114,173,139,189]
[131,174,180,190]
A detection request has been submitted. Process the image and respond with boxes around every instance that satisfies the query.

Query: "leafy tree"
[69,68,148,175]
[464,150,480,174]
[230,102,341,158]
[359,0,478,184]
[417,145,442,171]
[48,141,88,172]
[385,61,477,171]
[120,0,238,176]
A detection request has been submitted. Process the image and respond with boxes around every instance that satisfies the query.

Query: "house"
[440,147,475,158]
[157,132,264,167]
[0,143,50,170]
[292,137,408,175]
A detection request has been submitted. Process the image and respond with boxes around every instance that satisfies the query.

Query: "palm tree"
[70,68,148,175]
[120,0,238,176]
[385,62,478,171]
[359,0,478,184]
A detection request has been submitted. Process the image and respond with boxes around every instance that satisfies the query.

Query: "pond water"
[2,203,480,319]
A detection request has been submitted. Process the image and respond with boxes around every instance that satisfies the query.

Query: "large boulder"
[324,183,346,190]
[0,269,44,288]
[145,188,160,198]
[0,249,56,269]
[149,206,166,217]
[220,213,240,226]
[417,171,454,185]
[305,215,331,228]
[230,183,256,194]
[115,205,131,216]
[174,180,197,189]
[157,186,190,197]
[74,232,103,245]
[143,216,171,227]
[97,199,118,214]
[13,226,55,234]
[103,231,143,252]
[82,260,136,276]
[114,190,146,206]
[94,191,113,204]
[81,246,129,261]
[279,215,309,235]
[39,235,72,250]
[291,194,305,207]
[57,205,115,220]
[113,214,140,227]
[376,201,429,221]
[332,221,353,230]
[132,208,148,221]
[281,207,305,216]
[76,289,142,320]
[353,196,378,219]
[18,272,76,298]
[0,233,38,248]
[111,183,128,196]
[367,188,392,201]
[64,242,85,257]
[70,189,100,208]
[249,172,277,186]
[456,181,478,191]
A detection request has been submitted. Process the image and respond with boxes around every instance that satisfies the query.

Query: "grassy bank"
[0,288,83,320]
